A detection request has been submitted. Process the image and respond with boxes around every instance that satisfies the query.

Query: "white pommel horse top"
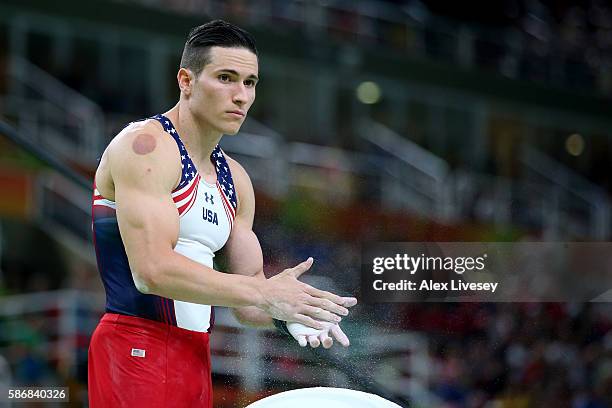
[246,387,404,408]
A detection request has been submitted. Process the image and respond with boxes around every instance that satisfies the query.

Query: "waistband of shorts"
[100,313,210,340]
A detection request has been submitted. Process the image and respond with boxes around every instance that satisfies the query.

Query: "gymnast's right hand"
[259,257,357,329]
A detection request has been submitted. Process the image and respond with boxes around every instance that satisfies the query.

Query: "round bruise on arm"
[132,133,157,155]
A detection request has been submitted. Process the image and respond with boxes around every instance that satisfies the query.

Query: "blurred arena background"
[0,0,611,406]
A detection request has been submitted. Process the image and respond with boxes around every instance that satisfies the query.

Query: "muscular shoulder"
[107,120,175,163]
[104,120,181,195]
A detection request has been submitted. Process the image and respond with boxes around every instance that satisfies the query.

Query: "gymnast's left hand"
[287,321,350,348]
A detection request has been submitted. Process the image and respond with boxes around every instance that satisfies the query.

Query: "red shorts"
[88,313,213,407]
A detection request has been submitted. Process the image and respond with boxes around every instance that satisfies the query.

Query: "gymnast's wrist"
[273,319,290,336]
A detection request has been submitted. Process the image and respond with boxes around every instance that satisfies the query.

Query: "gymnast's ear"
[177,67,194,96]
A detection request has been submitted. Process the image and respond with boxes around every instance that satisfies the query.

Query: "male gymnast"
[88,20,356,407]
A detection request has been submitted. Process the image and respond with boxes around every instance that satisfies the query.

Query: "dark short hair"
[180,20,258,75]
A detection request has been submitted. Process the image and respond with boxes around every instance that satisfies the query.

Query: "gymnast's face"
[180,46,258,135]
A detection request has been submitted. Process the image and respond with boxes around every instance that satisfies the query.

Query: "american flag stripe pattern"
[212,145,238,228]
[172,174,200,216]
[153,115,238,223]
[153,114,201,218]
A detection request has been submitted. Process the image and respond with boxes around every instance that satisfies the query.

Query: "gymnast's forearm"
[131,250,266,308]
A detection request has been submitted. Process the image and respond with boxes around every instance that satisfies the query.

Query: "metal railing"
[4,57,105,165]
[0,290,104,380]
[520,145,611,239]
[358,120,452,219]
[34,172,95,262]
